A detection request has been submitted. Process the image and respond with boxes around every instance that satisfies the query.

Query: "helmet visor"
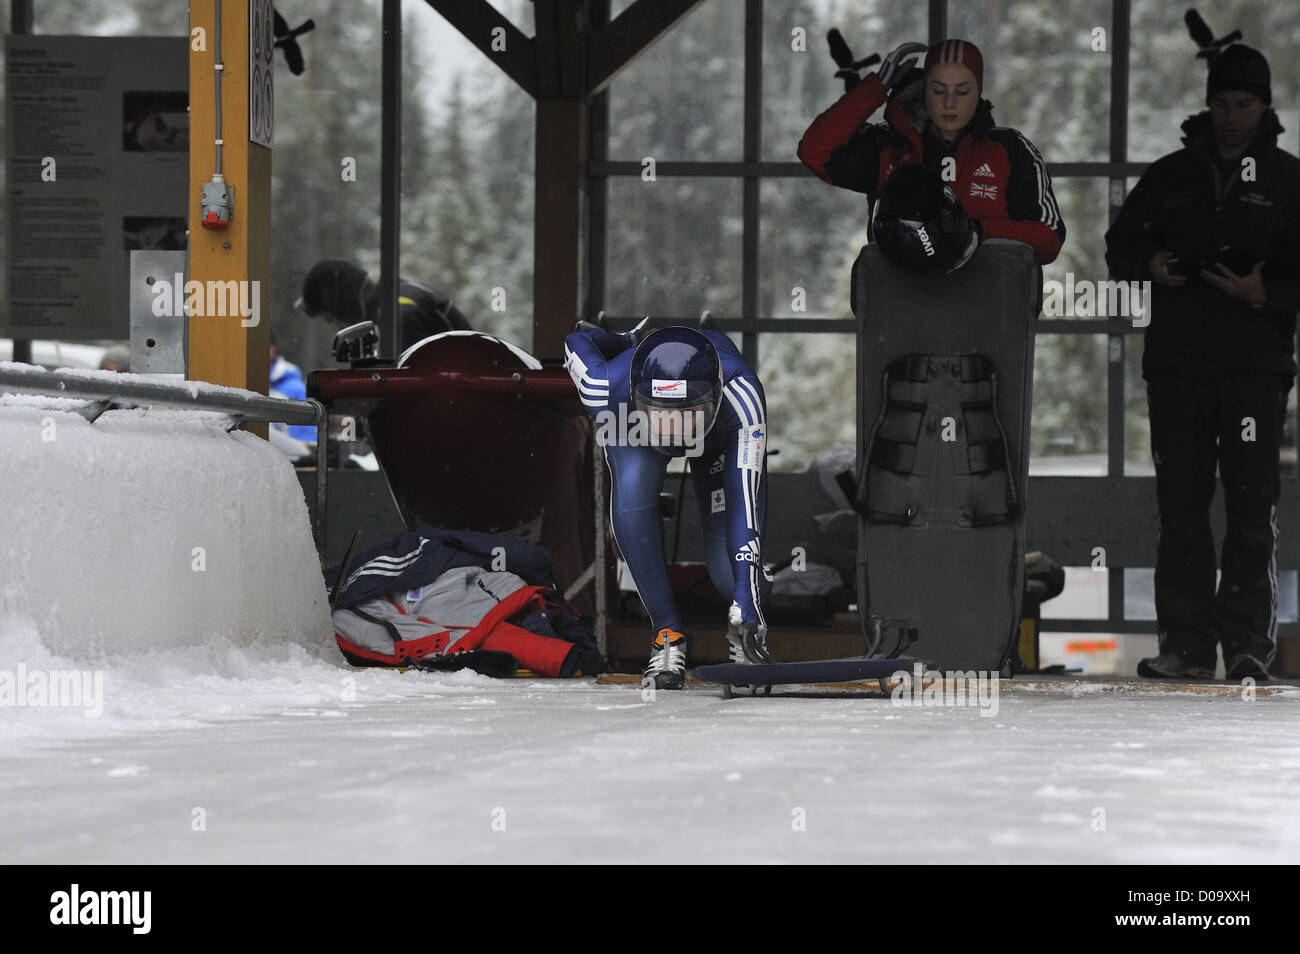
[631,392,718,449]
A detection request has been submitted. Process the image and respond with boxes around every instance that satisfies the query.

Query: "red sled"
[310,331,599,615]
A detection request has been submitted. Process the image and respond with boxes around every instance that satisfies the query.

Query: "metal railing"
[0,364,324,426]
[0,364,332,551]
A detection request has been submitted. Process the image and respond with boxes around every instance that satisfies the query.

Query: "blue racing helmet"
[629,327,725,451]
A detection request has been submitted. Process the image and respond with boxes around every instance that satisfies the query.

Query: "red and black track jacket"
[1105,110,1300,377]
[797,73,1065,265]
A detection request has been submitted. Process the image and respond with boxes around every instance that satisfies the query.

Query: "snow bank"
[0,614,474,749]
[0,393,333,663]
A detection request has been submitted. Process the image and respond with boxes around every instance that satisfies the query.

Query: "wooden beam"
[531,1,592,358]
[586,0,703,95]
[188,0,270,435]
[422,0,537,96]
[533,96,588,358]
[535,0,584,97]
[381,0,403,354]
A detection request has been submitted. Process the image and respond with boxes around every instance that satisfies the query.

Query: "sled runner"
[696,656,910,695]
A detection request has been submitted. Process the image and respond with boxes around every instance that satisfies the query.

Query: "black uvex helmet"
[873,165,978,273]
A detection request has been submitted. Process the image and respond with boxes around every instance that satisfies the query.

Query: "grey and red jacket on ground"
[327,531,604,676]
[333,566,587,676]
[797,72,1065,265]
[1105,110,1300,377]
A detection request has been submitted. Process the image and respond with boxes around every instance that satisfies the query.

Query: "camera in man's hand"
[1165,245,1260,279]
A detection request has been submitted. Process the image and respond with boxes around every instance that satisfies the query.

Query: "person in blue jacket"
[565,322,773,689]
[269,333,318,445]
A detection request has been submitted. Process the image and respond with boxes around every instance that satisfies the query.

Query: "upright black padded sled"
[697,243,1040,694]
[853,241,1042,672]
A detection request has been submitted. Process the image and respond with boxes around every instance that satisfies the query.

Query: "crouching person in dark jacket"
[1105,44,1300,682]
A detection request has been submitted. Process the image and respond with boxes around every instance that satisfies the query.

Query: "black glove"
[947,220,982,274]
[574,319,645,360]
[625,315,650,347]
[889,63,927,129]
[273,11,316,77]
[739,621,775,665]
[834,67,862,90]
[878,41,928,94]
[826,28,881,93]
[409,649,518,678]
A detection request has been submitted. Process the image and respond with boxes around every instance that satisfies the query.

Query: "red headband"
[924,39,984,91]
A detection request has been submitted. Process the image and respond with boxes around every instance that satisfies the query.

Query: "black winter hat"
[1206,44,1271,105]
[299,259,371,324]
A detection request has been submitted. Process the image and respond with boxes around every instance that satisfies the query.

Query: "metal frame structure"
[417,0,702,358]
[7,0,33,367]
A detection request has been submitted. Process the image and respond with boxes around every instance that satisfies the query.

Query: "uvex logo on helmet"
[916,225,935,257]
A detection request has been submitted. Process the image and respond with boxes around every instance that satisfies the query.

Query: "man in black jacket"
[296,259,472,356]
[1106,45,1300,681]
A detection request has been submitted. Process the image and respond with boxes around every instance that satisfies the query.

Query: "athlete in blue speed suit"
[564,323,773,688]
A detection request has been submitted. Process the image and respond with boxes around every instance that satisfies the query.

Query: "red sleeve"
[979,219,1065,265]
[456,585,543,651]
[980,129,1066,265]
[456,585,581,677]
[797,73,889,187]
[479,624,574,678]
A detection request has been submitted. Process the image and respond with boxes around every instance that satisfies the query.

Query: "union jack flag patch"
[969,182,998,200]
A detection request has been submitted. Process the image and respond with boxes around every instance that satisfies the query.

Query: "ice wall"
[0,378,332,660]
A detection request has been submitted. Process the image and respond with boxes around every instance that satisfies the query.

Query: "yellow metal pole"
[188,0,271,436]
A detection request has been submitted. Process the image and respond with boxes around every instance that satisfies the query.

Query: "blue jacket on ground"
[325,529,558,609]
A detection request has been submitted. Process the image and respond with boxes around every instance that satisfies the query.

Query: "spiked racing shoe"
[643,627,689,690]
[725,602,750,664]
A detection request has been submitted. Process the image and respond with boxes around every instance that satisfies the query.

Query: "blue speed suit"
[564,326,771,633]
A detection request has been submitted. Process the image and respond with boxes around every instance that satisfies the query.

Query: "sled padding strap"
[861,353,1017,526]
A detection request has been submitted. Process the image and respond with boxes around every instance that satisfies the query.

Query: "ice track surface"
[1,631,1298,864]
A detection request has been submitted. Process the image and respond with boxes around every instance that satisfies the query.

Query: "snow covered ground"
[2,626,1297,864]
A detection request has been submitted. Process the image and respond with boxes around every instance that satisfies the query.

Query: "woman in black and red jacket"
[798,38,1065,265]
